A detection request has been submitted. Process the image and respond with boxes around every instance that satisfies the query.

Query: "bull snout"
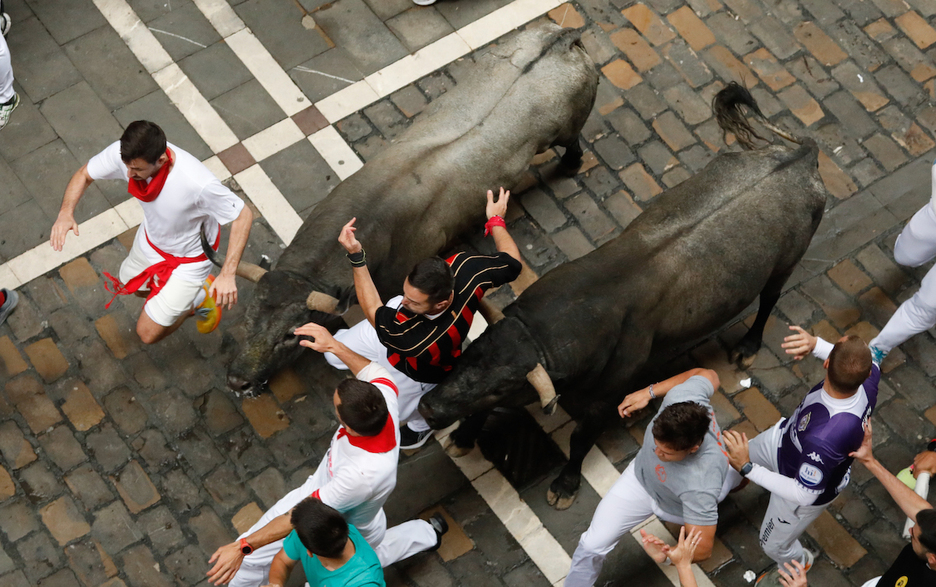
[227,374,258,397]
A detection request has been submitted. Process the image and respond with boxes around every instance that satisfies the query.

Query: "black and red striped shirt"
[374,251,522,383]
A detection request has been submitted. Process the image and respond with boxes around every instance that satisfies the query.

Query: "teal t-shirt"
[282,524,385,587]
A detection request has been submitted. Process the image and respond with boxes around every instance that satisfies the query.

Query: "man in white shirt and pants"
[51,120,252,343]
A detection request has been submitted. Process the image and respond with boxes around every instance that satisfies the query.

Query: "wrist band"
[484,215,506,236]
[648,383,656,399]
[347,249,366,268]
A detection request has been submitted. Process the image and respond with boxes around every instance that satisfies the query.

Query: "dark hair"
[827,335,872,394]
[917,508,936,553]
[407,257,454,305]
[120,121,167,164]
[336,379,389,436]
[290,497,348,559]
[652,401,711,451]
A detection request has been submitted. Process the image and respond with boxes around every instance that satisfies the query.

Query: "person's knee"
[576,528,616,557]
[136,325,160,344]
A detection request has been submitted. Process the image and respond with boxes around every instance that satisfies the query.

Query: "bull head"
[478,298,558,414]
[419,316,557,428]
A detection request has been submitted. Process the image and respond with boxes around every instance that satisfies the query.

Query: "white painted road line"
[225,29,310,117]
[234,165,303,246]
[307,126,364,181]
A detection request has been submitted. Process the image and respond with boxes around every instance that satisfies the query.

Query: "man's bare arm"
[486,188,521,263]
[337,218,383,326]
[210,205,253,309]
[851,424,932,523]
[263,549,297,587]
[296,322,370,375]
[51,165,94,251]
[206,514,293,585]
[682,523,716,562]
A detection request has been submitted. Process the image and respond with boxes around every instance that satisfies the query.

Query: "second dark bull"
[419,83,829,509]
[212,23,598,396]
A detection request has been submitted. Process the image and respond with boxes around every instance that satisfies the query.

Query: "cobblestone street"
[1,0,936,586]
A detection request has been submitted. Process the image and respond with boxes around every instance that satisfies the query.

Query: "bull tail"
[713,82,801,149]
[522,27,585,75]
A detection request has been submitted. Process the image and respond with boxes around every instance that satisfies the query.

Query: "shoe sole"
[196,276,222,333]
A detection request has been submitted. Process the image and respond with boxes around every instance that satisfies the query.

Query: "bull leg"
[446,411,489,458]
[731,270,791,369]
[547,407,616,510]
[558,138,584,174]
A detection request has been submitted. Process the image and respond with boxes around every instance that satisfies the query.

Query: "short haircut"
[336,379,388,436]
[827,335,872,395]
[407,257,454,305]
[291,497,348,559]
[120,121,167,164]
[652,401,711,451]
[917,508,936,553]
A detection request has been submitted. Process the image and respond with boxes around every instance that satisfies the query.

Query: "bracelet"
[648,383,656,399]
[347,249,366,268]
[484,215,506,237]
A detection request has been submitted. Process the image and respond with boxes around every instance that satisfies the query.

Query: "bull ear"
[306,291,341,315]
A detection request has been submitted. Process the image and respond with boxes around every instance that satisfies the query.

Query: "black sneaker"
[399,426,432,450]
[429,513,449,550]
[0,289,17,326]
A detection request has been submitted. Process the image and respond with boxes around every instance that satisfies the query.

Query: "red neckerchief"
[128,149,173,202]
[102,225,219,309]
[336,415,397,453]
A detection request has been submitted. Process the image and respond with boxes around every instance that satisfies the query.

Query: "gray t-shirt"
[634,375,728,525]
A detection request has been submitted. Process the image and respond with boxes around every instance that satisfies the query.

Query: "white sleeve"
[85,141,128,181]
[811,337,835,361]
[196,179,244,225]
[357,362,398,390]
[746,464,819,506]
[313,465,372,513]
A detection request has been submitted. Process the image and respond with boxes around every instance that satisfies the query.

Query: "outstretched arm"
[338,218,383,326]
[851,422,933,522]
[295,322,370,376]
[262,549,297,587]
[51,165,94,251]
[619,368,719,417]
[486,187,521,263]
[210,205,253,309]
[206,515,294,585]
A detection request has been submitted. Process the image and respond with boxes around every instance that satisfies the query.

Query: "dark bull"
[209,23,598,396]
[418,82,829,509]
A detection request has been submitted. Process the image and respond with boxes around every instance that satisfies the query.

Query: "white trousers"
[0,30,13,104]
[119,240,206,327]
[749,421,832,566]
[229,458,438,587]
[325,318,434,432]
[564,461,741,587]
[871,171,936,353]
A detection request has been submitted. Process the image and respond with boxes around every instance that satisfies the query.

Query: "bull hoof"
[445,442,473,458]
[731,337,761,370]
[546,488,577,510]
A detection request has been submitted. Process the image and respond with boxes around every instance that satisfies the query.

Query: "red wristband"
[484,215,506,236]
[240,537,253,555]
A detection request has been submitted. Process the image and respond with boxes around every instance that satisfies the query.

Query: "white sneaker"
[1,13,10,37]
[413,0,437,5]
[0,93,19,130]
[802,548,815,571]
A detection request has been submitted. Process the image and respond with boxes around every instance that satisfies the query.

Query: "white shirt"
[311,362,401,530]
[87,141,244,282]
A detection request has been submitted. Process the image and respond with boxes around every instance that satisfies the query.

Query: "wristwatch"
[239,538,253,555]
[740,461,754,477]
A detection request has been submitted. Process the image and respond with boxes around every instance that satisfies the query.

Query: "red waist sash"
[104,225,219,309]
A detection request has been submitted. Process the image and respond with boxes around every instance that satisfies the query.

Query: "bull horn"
[200,227,268,283]
[527,363,560,415]
[306,291,341,315]
[478,297,505,324]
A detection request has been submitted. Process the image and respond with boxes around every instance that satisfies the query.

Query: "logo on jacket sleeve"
[798,463,823,487]
[798,412,811,432]
[807,451,824,464]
